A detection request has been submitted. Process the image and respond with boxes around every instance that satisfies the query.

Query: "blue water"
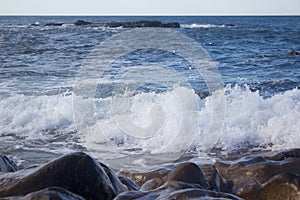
[0,16,299,170]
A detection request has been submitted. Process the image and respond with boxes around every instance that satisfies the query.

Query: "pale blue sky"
[1,0,299,15]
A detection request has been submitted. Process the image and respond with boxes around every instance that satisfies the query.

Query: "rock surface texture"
[1,149,300,200]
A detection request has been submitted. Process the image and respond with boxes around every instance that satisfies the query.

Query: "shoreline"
[1,148,300,199]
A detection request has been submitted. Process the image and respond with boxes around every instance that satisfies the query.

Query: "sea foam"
[0,86,299,153]
[181,24,226,29]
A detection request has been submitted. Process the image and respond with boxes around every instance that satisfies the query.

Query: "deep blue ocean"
[0,16,299,170]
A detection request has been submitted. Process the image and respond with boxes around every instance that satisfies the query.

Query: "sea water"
[0,16,299,170]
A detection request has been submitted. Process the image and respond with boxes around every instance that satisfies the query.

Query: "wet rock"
[210,166,233,193]
[2,187,85,200]
[119,164,174,186]
[233,176,260,195]
[212,148,300,199]
[0,156,17,173]
[116,181,242,200]
[167,162,209,189]
[117,162,236,199]
[288,50,300,56]
[119,162,210,190]
[141,177,164,191]
[99,163,128,194]
[267,148,300,160]
[195,90,211,99]
[118,176,140,191]
[214,150,300,190]
[74,20,92,26]
[237,173,300,200]
[0,152,124,200]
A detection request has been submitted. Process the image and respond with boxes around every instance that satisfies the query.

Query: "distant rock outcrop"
[73,20,180,28]
[44,23,64,26]
[30,20,180,28]
[74,20,92,26]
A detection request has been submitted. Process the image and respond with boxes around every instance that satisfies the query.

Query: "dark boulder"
[166,162,209,189]
[0,152,126,200]
[99,162,128,194]
[0,156,17,173]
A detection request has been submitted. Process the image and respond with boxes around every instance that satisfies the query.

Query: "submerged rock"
[0,152,125,200]
[288,50,300,56]
[226,24,235,27]
[0,156,17,173]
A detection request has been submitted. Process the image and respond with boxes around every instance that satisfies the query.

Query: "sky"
[0,0,299,15]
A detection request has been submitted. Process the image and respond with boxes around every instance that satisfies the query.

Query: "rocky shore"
[1,149,300,200]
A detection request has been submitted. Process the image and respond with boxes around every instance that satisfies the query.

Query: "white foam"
[217,86,300,151]
[0,86,299,154]
[181,23,226,29]
[77,85,300,153]
[0,94,74,136]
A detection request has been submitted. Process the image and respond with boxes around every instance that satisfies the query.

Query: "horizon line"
[0,14,300,17]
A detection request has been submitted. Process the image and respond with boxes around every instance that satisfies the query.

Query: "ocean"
[0,16,299,171]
